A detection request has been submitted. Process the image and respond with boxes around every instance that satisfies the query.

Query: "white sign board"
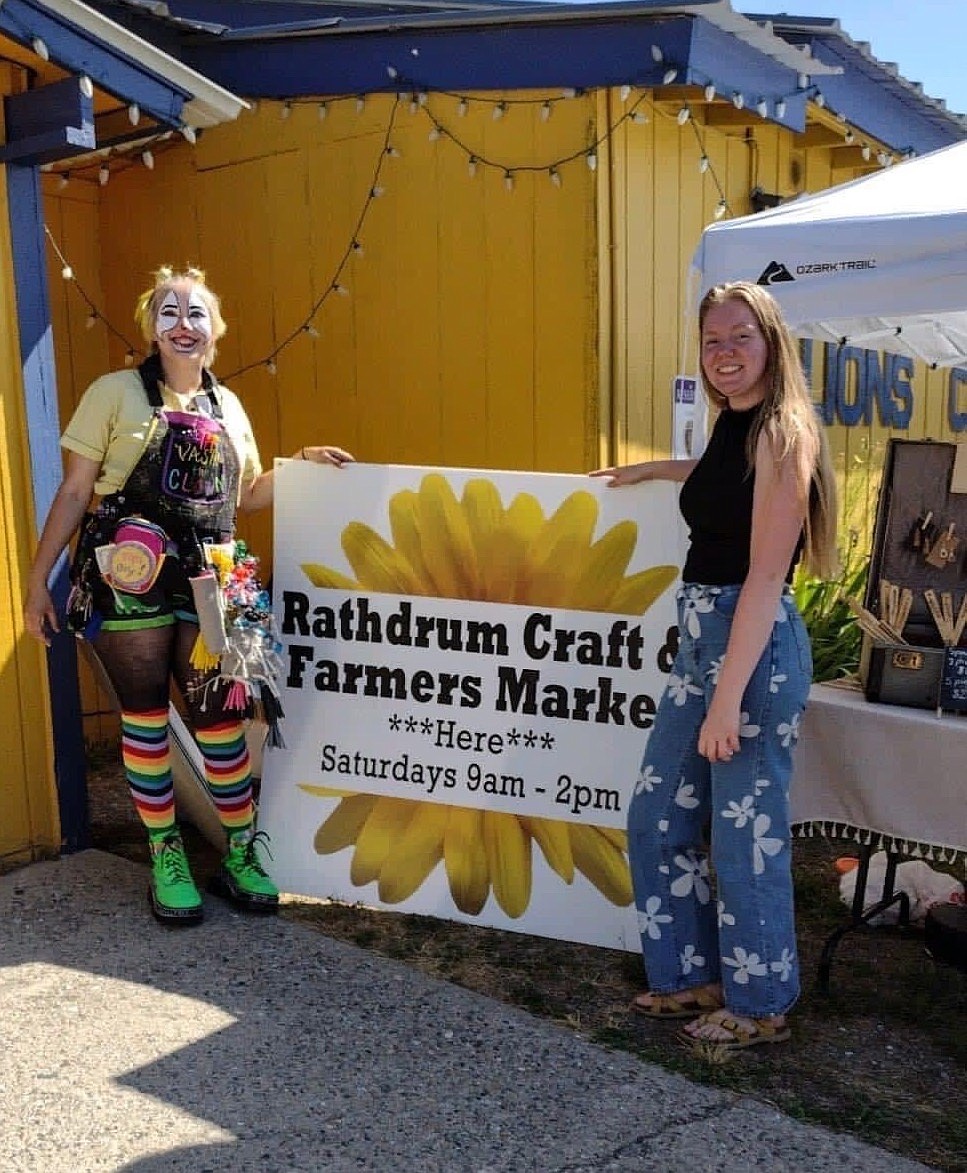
[259,463,687,949]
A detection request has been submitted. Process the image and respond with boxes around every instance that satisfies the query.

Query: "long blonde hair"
[699,281,839,578]
[134,264,227,363]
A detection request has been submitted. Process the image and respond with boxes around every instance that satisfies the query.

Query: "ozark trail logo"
[757,261,795,285]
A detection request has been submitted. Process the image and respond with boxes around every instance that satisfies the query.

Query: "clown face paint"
[154,284,213,359]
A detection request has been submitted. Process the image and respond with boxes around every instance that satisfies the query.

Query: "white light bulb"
[620,85,631,103]
[797,72,808,89]
[79,76,94,99]
[98,165,109,186]
[814,91,826,108]
[845,130,854,144]
[704,83,716,102]
[386,146,401,158]
[662,68,678,85]
[61,265,74,281]
[266,359,277,375]
[318,103,328,120]
[861,144,872,161]
[32,37,49,61]
[549,168,561,188]
[409,95,419,114]
[457,98,469,117]
[699,155,710,174]
[428,126,441,141]
[732,92,744,109]
[281,102,292,120]
[58,173,70,190]
[632,112,648,125]
[387,65,399,80]
[651,44,664,63]
[352,241,364,256]
[124,350,135,367]
[541,101,552,121]
[141,150,154,170]
[586,150,598,172]
[776,98,786,119]
[304,324,320,338]
[714,199,727,220]
[561,87,577,99]
[86,312,98,329]
[370,185,385,198]
[356,96,366,113]
[128,103,140,125]
[493,102,506,120]
[756,99,768,117]
[468,156,477,177]
[677,106,690,125]
[504,171,514,191]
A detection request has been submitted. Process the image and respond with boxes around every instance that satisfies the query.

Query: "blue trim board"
[184,13,806,130]
[7,165,89,853]
[1,0,190,129]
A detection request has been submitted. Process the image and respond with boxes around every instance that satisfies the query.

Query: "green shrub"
[793,531,869,683]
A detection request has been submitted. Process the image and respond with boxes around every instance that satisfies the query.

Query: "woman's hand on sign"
[301,445,355,468]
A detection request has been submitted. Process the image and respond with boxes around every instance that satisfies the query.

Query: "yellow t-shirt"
[61,369,262,498]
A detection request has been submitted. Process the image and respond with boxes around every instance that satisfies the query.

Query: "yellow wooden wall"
[0,170,60,866]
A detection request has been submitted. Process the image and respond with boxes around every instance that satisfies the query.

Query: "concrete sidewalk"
[1,851,927,1173]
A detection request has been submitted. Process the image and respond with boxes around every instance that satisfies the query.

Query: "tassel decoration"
[189,629,221,670]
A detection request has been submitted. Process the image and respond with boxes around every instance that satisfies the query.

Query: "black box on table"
[859,439,967,709]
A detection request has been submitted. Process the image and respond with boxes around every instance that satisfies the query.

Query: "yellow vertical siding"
[0,169,60,864]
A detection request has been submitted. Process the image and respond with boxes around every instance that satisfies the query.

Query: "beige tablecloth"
[792,681,967,865]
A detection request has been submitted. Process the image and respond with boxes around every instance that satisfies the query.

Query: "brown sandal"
[630,988,723,1019]
[678,1008,791,1050]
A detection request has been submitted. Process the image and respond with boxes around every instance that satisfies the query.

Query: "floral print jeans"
[627,583,812,1018]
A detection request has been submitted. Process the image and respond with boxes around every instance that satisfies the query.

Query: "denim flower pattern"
[722,795,756,828]
[668,673,702,706]
[770,947,795,981]
[670,850,711,903]
[716,899,735,928]
[739,712,762,739]
[776,711,801,747]
[769,670,787,694]
[681,588,715,638]
[635,765,662,795]
[674,780,700,809]
[637,896,673,940]
[752,813,783,875]
[680,944,706,975]
[723,946,769,984]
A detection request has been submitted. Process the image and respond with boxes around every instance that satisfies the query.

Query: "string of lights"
[43,76,891,380]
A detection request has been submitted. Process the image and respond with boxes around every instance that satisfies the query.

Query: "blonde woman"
[24,265,353,925]
[593,281,837,1050]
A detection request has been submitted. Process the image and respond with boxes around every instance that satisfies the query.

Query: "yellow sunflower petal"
[461,479,505,568]
[482,810,532,918]
[595,825,628,851]
[562,521,639,611]
[350,796,417,887]
[520,815,575,883]
[313,793,380,854]
[486,492,545,603]
[299,785,361,799]
[517,490,600,607]
[443,807,491,915]
[417,473,480,598]
[301,564,359,589]
[377,801,449,903]
[607,564,679,615]
[388,490,434,595]
[569,823,633,905]
[341,522,424,594]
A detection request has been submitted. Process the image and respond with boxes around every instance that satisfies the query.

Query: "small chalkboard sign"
[939,647,967,712]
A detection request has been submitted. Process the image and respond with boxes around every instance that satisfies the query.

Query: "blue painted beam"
[184,13,806,130]
[7,164,89,854]
[1,76,96,165]
[1,0,190,129]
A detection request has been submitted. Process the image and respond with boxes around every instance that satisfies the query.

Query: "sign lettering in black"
[938,647,967,713]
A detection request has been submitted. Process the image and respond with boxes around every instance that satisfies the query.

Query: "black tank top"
[680,405,806,585]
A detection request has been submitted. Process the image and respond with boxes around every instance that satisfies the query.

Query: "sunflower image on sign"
[298,473,677,919]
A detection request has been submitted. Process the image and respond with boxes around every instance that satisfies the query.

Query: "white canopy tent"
[691,138,967,369]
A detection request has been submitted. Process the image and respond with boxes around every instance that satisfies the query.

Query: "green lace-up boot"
[148,829,204,926]
[209,827,279,913]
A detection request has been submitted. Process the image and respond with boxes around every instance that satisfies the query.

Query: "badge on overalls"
[97,517,168,594]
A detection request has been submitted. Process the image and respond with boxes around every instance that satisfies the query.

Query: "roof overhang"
[1,0,246,130]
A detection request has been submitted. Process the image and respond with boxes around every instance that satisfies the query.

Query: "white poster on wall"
[672,374,706,461]
[258,462,688,950]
